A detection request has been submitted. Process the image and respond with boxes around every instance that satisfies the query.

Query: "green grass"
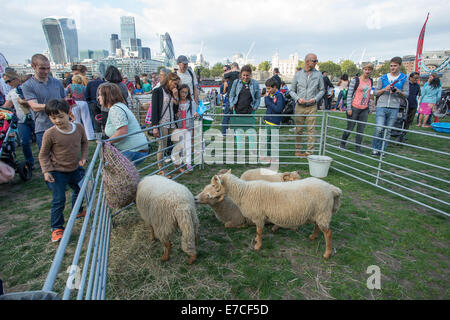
[0,110,448,300]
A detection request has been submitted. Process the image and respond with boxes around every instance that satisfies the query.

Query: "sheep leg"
[149,225,155,242]
[309,224,320,241]
[320,227,333,259]
[162,241,172,262]
[254,226,263,251]
[271,225,280,232]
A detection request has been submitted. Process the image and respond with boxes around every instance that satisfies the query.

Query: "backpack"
[187,68,196,95]
[281,92,295,115]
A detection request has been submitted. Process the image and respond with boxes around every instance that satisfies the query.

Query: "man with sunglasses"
[289,53,325,157]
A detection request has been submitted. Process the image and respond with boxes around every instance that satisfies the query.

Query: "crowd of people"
[0,51,443,243]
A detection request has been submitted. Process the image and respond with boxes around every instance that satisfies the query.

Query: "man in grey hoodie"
[371,56,409,156]
[289,53,325,156]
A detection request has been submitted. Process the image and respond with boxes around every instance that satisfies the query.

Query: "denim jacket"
[229,79,261,111]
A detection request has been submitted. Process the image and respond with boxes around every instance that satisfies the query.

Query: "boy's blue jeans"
[47,166,85,231]
[371,107,399,152]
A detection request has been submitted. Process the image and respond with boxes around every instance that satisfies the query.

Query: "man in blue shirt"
[21,54,65,149]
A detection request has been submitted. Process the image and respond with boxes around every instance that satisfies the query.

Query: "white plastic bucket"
[307,155,333,178]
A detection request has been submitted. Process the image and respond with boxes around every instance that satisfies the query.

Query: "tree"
[340,60,360,77]
[372,61,407,78]
[249,64,257,71]
[258,61,271,72]
[318,61,341,78]
[195,66,210,79]
[297,60,305,69]
[210,63,224,78]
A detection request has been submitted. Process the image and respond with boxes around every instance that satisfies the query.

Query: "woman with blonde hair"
[97,82,148,164]
[340,63,374,154]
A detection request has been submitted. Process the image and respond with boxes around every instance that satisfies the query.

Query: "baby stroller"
[391,97,409,142]
[433,88,450,119]
[0,109,32,182]
[281,92,295,125]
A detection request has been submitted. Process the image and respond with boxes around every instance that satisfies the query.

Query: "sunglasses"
[311,60,318,63]
[5,79,15,84]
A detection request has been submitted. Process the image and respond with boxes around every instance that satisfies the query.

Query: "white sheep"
[210,170,342,259]
[240,168,301,182]
[136,175,199,264]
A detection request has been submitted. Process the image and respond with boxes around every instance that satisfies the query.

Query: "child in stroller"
[0,108,32,181]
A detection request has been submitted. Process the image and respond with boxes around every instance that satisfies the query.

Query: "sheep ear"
[282,172,290,181]
[212,175,222,190]
[226,169,231,174]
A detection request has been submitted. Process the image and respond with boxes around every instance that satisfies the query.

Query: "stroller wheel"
[18,161,32,181]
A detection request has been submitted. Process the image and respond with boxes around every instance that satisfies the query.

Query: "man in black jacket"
[321,71,334,110]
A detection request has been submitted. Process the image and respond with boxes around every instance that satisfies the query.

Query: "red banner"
[415,13,430,73]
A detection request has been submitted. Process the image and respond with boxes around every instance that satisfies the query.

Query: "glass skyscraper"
[120,16,136,49]
[41,17,79,64]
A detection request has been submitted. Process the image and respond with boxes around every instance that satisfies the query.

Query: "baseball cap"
[176,55,189,64]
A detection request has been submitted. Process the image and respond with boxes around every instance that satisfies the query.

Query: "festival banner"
[415,13,430,73]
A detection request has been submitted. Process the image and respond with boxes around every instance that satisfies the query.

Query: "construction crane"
[359,48,366,66]
[245,42,255,64]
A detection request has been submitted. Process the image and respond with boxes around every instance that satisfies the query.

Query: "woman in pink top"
[340,63,374,154]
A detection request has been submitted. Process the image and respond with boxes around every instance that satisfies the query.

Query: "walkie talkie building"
[41,17,79,64]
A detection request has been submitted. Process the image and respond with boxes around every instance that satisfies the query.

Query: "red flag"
[415,13,430,73]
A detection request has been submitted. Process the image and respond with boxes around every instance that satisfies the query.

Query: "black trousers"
[341,107,369,147]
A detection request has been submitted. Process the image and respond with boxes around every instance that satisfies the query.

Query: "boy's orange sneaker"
[51,229,64,243]
[76,210,86,219]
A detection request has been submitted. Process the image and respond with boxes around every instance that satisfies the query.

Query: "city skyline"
[1,0,450,66]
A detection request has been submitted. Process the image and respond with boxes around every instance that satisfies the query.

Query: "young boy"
[39,99,89,242]
[263,78,285,159]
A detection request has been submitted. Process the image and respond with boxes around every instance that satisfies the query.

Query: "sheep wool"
[240,168,301,182]
[136,175,199,264]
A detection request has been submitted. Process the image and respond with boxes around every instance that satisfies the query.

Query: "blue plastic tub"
[432,122,450,133]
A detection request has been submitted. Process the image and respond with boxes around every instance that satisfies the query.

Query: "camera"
[16,85,25,99]
[390,86,397,93]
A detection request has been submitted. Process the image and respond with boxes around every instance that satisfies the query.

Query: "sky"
[1,0,450,66]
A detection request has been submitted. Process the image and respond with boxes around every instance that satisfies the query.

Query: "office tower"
[41,17,79,64]
[160,32,175,61]
[110,34,121,56]
[142,47,151,60]
[120,16,136,49]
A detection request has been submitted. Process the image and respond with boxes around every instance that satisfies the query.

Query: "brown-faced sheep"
[240,168,301,182]
[210,170,342,259]
[194,184,249,228]
[136,175,199,264]
[195,168,300,229]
